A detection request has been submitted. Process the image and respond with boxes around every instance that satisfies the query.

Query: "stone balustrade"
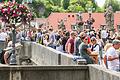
[0,41,120,80]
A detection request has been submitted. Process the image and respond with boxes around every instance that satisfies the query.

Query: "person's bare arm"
[107,56,119,61]
[68,43,71,54]
[87,48,92,55]
[4,51,9,64]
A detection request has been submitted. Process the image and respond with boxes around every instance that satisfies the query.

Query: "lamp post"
[0,1,33,65]
[9,24,17,65]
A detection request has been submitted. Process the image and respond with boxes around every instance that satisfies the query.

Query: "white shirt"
[106,47,119,70]
[92,44,100,54]
[0,32,8,41]
[101,30,108,38]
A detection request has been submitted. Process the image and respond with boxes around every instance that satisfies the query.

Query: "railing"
[0,65,89,80]
[0,42,120,80]
[21,42,77,65]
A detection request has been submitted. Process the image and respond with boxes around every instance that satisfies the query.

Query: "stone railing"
[0,42,120,80]
[89,65,120,80]
[0,65,89,80]
[0,64,120,80]
[20,42,76,65]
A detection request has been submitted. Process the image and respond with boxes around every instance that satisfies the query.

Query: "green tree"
[67,4,84,12]
[104,0,120,12]
[30,0,100,17]
[95,7,104,13]
[28,0,45,18]
[63,0,70,10]
[69,0,98,12]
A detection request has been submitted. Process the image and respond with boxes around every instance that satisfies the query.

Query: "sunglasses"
[91,40,95,42]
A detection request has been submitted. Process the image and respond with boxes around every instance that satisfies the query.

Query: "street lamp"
[9,24,17,65]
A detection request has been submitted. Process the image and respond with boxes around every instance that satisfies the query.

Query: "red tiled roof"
[47,12,120,31]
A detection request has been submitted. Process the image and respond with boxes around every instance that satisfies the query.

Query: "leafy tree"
[67,4,84,12]
[30,0,100,17]
[69,0,97,12]
[95,7,104,13]
[104,0,120,12]
[63,0,70,10]
[28,0,45,18]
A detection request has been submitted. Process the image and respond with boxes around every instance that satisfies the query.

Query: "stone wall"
[21,42,76,65]
[0,42,120,80]
[89,65,120,80]
[0,65,89,80]
[0,64,120,80]
[0,42,7,50]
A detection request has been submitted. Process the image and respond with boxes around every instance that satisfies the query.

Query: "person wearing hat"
[106,39,120,71]
[90,37,100,64]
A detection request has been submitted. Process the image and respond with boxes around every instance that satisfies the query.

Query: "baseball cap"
[112,39,120,44]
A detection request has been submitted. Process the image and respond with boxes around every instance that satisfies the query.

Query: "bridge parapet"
[0,42,120,80]
[21,42,77,65]
[89,65,120,80]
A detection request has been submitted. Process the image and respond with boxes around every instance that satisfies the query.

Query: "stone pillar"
[15,48,22,65]
[9,71,21,80]
[9,27,17,65]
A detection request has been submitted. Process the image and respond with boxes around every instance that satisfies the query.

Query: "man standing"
[65,31,76,54]
[106,40,120,71]
[101,28,108,44]
[0,29,8,42]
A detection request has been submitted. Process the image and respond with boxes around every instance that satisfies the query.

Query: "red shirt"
[65,38,74,54]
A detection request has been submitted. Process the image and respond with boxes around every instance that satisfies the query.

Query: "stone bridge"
[0,42,120,80]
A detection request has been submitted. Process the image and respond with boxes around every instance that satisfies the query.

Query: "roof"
[0,12,120,31]
[47,12,120,31]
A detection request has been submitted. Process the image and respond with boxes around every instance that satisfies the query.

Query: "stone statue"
[87,13,95,29]
[104,6,114,30]
[76,11,83,21]
[58,19,65,29]
[76,12,84,30]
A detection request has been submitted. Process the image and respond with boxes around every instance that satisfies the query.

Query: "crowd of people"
[0,25,120,71]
